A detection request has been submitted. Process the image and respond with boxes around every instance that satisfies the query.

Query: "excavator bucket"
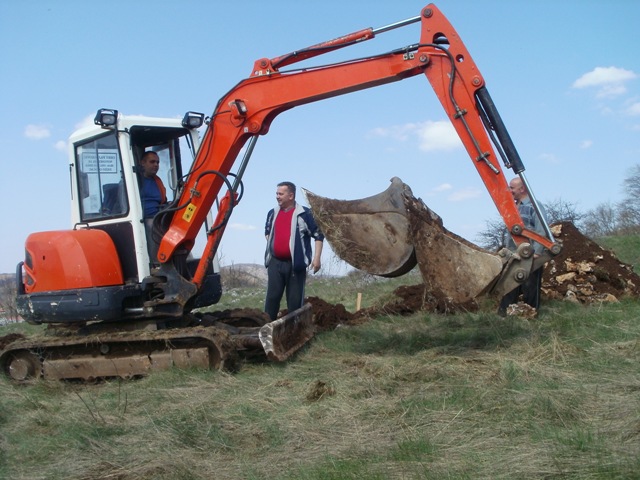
[306,177,505,304]
[304,177,417,277]
[259,303,315,361]
[402,193,505,303]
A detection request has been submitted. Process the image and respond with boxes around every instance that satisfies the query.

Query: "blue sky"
[1,1,639,274]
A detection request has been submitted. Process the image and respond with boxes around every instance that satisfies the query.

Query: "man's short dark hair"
[278,181,296,197]
[141,151,159,162]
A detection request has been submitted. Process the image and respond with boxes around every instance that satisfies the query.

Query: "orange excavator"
[2,4,558,381]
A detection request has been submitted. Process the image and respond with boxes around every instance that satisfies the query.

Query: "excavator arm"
[155,4,559,308]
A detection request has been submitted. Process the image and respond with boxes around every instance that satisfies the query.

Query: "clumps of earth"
[307,284,477,332]
[307,221,640,330]
[542,222,639,303]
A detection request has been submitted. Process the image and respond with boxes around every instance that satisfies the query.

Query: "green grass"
[597,234,640,271]
[214,268,424,313]
[1,260,640,479]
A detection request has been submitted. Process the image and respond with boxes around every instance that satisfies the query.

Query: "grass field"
[1,246,639,479]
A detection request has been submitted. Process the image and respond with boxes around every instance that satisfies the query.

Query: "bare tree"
[616,202,640,234]
[476,216,508,251]
[0,275,19,323]
[615,164,640,234]
[581,202,618,238]
[544,197,585,225]
[622,164,640,205]
[576,165,640,238]
[477,197,583,250]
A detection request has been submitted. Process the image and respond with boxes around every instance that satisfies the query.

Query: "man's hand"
[310,258,321,274]
[311,239,323,274]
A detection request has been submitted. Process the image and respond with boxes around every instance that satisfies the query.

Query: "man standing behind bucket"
[264,181,324,320]
[498,177,548,315]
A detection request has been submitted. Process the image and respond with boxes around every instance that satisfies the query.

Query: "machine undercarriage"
[0,305,313,382]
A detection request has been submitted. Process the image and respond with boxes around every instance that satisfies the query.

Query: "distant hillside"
[220,263,267,288]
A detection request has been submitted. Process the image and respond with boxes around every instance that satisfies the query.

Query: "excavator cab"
[16,110,223,325]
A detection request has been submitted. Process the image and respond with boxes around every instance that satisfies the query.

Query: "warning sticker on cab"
[183,203,197,222]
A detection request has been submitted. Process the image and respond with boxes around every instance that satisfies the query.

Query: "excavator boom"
[156,3,557,309]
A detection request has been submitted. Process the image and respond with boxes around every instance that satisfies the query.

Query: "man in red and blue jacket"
[264,181,324,320]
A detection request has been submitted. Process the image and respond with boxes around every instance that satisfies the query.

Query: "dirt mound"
[307,283,479,332]
[542,222,640,303]
[368,284,479,315]
[306,297,363,332]
[0,333,25,350]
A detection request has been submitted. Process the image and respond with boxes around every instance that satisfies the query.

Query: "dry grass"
[1,295,639,479]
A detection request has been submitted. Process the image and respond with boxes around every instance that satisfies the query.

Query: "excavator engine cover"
[22,229,124,293]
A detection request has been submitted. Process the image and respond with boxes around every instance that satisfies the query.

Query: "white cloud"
[369,123,416,141]
[599,105,615,115]
[369,120,462,152]
[596,84,628,98]
[433,183,453,192]
[539,152,559,163]
[579,140,593,149]
[76,114,96,130]
[229,223,258,231]
[447,187,482,202]
[626,102,640,116]
[416,120,462,152]
[54,140,67,151]
[24,124,51,140]
[572,66,637,98]
[423,182,453,197]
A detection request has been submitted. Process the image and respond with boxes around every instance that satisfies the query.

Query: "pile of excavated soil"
[306,297,364,332]
[308,284,479,332]
[542,222,640,303]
